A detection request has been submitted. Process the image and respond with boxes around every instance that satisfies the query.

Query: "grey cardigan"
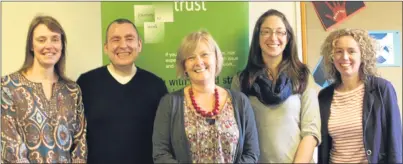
[152,88,260,163]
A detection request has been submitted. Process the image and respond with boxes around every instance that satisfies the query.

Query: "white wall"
[1,2,103,80]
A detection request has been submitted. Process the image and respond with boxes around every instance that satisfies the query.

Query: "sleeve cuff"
[15,158,30,163]
[72,158,86,163]
[301,132,322,146]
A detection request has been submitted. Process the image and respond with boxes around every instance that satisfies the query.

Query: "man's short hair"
[105,18,140,44]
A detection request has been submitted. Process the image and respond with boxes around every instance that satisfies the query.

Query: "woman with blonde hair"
[1,15,87,163]
[318,28,402,163]
[152,30,259,163]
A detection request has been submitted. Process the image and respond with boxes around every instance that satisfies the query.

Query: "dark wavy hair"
[239,9,309,95]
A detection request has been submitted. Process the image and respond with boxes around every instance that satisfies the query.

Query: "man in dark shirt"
[77,18,168,164]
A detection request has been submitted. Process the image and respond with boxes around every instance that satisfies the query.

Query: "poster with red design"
[312,1,366,31]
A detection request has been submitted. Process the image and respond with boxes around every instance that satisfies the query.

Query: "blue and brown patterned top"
[1,72,87,163]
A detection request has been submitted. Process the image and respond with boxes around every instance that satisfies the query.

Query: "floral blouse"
[184,98,239,163]
[1,72,87,163]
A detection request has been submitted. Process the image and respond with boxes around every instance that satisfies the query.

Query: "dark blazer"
[152,88,260,163]
[318,76,402,163]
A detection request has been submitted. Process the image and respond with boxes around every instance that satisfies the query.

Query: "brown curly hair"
[320,28,379,86]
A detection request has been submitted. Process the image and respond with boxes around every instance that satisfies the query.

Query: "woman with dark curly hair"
[318,28,402,163]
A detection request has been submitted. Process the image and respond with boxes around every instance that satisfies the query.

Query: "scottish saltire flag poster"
[369,31,401,67]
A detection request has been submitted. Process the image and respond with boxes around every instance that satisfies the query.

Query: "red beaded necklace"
[189,87,220,117]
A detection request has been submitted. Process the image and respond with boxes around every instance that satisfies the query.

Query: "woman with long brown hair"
[231,9,321,163]
[1,15,87,163]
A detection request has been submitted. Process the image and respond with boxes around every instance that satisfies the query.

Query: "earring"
[184,72,189,77]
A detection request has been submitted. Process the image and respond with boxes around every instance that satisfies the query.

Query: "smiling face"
[31,24,63,68]
[184,41,217,84]
[259,15,288,58]
[104,22,142,67]
[332,35,362,79]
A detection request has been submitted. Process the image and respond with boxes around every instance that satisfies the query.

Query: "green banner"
[101,2,249,92]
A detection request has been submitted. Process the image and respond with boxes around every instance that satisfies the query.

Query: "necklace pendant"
[206,118,215,125]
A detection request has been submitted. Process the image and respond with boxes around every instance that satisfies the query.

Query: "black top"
[77,66,168,164]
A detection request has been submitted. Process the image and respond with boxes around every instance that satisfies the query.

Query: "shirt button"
[366,149,372,156]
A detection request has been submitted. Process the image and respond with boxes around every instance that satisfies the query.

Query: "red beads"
[189,87,220,117]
